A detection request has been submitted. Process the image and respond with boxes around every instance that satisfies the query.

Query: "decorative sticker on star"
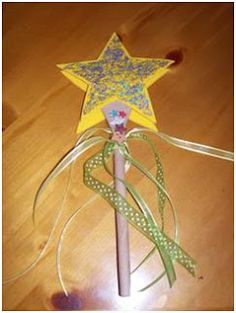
[119,111,126,118]
[57,33,174,133]
[110,109,118,118]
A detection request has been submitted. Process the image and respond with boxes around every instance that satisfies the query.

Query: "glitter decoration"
[57,33,173,133]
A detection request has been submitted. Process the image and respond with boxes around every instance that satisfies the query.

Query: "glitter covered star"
[58,33,173,133]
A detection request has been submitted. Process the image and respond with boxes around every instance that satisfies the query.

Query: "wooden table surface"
[3,3,234,311]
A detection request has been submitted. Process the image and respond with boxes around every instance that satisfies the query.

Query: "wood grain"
[3,3,233,310]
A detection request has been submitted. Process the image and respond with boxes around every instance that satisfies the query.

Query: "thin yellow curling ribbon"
[127,128,234,162]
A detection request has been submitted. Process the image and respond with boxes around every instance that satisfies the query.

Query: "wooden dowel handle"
[113,148,130,297]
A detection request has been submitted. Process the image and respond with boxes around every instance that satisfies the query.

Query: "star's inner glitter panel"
[63,34,170,116]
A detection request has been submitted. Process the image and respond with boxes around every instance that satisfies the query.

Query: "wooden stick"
[113,146,130,297]
[102,101,131,296]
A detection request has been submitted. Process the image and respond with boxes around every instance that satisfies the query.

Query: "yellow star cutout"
[57,33,173,133]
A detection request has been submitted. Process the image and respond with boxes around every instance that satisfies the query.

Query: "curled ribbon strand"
[3,131,109,284]
[127,128,234,162]
[126,132,180,291]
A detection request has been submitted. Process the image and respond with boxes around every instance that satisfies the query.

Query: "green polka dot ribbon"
[83,133,196,290]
